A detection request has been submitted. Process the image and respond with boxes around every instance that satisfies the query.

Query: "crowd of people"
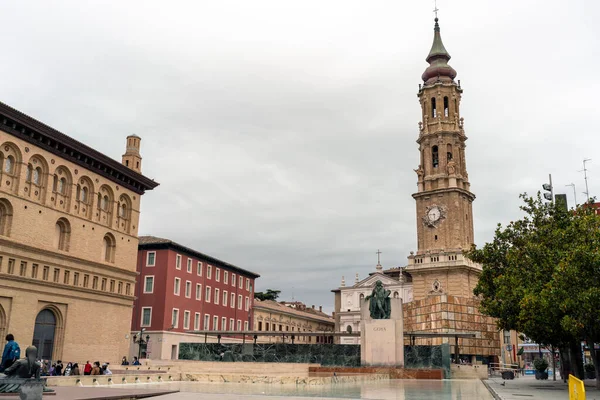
[1,333,142,377]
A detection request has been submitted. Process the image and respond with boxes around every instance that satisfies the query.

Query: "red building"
[131,236,260,360]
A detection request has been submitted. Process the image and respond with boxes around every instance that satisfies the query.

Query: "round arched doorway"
[32,309,56,360]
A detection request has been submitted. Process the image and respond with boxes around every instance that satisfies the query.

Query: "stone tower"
[406,17,481,301]
[122,134,142,173]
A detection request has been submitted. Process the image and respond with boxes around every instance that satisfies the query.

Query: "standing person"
[83,361,92,376]
[0,334,21,372]
[64,362,72,376]
[55,360,63,376]
[90,361,101,375]
[71,363,80,375]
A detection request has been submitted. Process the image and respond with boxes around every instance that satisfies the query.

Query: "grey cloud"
[1,0,598,312]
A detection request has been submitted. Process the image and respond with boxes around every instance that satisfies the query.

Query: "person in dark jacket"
[0,334,20,372]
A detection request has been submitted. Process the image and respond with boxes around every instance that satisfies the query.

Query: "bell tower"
[406,17,480,301]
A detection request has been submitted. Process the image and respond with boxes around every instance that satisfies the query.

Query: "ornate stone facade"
[0,101,158,364]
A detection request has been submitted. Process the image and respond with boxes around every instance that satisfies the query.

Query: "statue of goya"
[366,280,391,319]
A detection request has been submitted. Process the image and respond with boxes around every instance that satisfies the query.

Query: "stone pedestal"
[360,298,404,367]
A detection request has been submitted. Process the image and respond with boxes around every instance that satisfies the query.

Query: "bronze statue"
[366,280,391,319]
[3,346,40,379]
[0,346,45,397]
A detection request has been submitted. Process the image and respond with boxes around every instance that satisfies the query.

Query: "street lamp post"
[132,328,150,360]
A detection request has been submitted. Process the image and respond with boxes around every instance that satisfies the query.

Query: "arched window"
[102,195,109,211]
[120,203,127,218]
[54,218,71,251]
[359,293,365,301]
[26,165,33,182]
[4,156,14,174]
[102,234,116,263]
[447,144,453,162]
[346,325,352,334]
[0,199,13,237]
[393,291,399,298]
[431,98,437,118]
[432,145,439,168]
[81,187,88,203]
[444,96,449,117]
[34,168,42,185]
[53,175,58,192]
[58,178,66,194]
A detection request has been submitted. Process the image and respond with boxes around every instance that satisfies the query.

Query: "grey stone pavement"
[485,376,599,400]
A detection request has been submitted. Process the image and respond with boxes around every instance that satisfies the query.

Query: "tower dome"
[421,18,457,85]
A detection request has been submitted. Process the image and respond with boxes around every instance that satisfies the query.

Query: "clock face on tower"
[423,205,446,228]
[428,207,441,222]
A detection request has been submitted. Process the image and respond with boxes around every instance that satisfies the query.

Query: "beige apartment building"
[253,300,334,344]
[0,102,157,363]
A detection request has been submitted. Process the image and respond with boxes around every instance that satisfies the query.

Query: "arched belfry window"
[444,96,449,117]
[447,144,453,162]
[431,98,437,118]
[432,146,439,168]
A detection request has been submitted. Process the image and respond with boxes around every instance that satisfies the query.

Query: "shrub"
[533,358,548,372]
[584,363,595,373]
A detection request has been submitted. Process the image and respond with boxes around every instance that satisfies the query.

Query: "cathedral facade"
[333,17,500,362]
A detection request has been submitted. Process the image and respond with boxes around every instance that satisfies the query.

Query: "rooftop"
[139,235,260,278]
[0,101,158,194]
[254,299,334,325]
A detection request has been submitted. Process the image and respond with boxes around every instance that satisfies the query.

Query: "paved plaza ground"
[485,375,599,400]
[123,380,494,399]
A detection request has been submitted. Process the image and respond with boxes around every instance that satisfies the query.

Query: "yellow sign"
[569,374,586,400]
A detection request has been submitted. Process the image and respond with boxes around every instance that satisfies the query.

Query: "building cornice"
[0,101,159,195]
[139,238,260,279]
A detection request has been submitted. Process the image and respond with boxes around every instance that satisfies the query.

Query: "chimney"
[319,306,322,312]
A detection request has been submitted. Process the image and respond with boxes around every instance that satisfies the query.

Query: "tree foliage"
[254,289,281,301]
[466,194,600,385]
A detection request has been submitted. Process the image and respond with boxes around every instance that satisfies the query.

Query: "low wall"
[308,366,444,380]
[179,343,361,366]
[182,372,388,385]
[45,372,181,387]
[179,342,450,374]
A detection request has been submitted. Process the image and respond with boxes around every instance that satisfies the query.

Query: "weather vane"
[434,0,439,19]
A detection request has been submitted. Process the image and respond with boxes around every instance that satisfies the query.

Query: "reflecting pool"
[126,379,494,399]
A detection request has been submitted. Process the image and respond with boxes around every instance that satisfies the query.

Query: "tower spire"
[421,16,457,85]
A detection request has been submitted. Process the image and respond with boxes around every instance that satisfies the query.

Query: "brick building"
[132,236,260,360]
[0,101,158,363]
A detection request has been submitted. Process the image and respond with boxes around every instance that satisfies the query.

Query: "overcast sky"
[1,0,598,312]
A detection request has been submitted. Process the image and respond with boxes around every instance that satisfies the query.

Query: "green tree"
[466,194,600,385]
[254,289,281,301]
